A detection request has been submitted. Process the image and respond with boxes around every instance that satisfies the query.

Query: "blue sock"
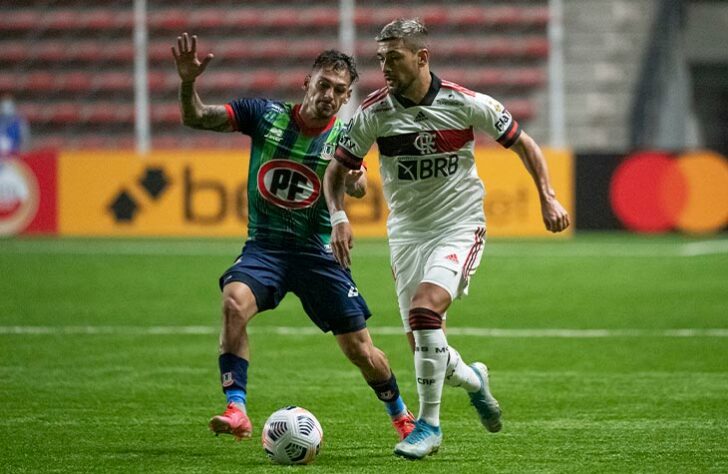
[368,372,407,417]
[226,389,247,407]
[219,353,249,407]
[385,396,406,417]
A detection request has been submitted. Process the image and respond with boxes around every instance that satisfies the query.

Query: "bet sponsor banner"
[15,148,723,237]
[476,148,573,237]
[57,149,573,238]
[0,151,58,236]
[60,150,253,236]
[58,150,390,237]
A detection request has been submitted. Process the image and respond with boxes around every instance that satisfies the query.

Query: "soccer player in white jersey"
[324,18,570,459]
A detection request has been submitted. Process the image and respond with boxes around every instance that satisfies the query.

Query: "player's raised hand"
[172,32,214,82]
[541,197,570,233]
[330,221,353,268]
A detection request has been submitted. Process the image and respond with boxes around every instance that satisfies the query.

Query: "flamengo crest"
[414,132,437,155]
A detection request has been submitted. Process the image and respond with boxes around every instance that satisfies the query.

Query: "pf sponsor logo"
[0,159,39,235]
[257,160,320,209]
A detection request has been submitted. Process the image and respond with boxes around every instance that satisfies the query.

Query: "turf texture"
[1,233,726,473]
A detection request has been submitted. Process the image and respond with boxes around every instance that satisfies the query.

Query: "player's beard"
[301,97,336,122]
[315,100,336,119]
[385,74,416,97]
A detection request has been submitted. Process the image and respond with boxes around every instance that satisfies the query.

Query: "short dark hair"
[312,50,359,84]
[375,18,429,51]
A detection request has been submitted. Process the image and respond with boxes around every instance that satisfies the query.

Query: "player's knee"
[222,294,252,325]
[411,283,451,312]
[408,307,443,330]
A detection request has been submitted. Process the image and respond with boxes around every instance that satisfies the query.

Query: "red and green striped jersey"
[225,98,344,250]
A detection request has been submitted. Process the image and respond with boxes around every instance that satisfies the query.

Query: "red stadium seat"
[0,41,132,64]
[23,102,179,126]
[358,67,545,91]
[3,5,547,33]
[0,12,38,31]
[0,36,547,67]
[2,43,28,63]
[355,6,548,28]
[8,1,549,149]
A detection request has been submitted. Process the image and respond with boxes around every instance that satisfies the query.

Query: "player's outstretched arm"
[510,132,571,233]
[171,32,232,132]
[324,160,355,268]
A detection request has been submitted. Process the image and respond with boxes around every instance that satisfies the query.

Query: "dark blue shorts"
[219,240,371,335]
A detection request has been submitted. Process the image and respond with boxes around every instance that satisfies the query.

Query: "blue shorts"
[219,241,371,335]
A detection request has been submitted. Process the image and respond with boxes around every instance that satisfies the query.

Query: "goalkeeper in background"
[172,33,415,442]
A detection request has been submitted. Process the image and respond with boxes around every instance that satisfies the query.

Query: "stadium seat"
[0,36,548,67]
[4,5,547,32]
[8,0,549,150]
[355,6,548,28]
[0,12,37,32]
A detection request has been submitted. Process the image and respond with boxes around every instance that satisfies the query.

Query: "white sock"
[413,328,448,427]
[444,346,481,393]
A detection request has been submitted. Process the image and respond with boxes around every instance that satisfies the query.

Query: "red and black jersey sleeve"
[334,145,364,170]
[496,118,522,149]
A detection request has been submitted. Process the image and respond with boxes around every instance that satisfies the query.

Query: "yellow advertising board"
[60,150,249,236]
[58,148,573,237]
[477,147,573,237]
[58,150,392,237]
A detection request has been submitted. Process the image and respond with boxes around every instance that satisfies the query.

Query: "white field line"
[0,325,727,337]
[1,239,728,257]
[680,239,728,256]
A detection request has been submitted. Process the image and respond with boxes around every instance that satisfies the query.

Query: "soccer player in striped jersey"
[172,33,414,443]
[324,19,570,459]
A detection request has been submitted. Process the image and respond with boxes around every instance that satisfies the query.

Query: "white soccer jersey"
[335,73,522,244]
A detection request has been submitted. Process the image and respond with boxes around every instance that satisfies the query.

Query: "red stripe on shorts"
[462,227,485,278]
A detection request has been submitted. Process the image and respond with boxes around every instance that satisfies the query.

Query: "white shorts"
[390,226,486,331]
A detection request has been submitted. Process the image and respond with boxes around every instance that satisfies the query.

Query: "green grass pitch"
[1,233,727,473]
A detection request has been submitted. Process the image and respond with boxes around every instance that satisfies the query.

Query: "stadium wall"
[3,149,727,238]
[576,150,728,234]
[2,149,573,238]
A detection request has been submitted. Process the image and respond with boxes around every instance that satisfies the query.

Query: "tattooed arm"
[178,82,231,132]
[172,32,233,132]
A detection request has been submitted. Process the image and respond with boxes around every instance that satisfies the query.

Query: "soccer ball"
[262,406,323,465]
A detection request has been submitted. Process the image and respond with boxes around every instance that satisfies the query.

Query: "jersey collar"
[392,72,442,108]
[292,103,337,136]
